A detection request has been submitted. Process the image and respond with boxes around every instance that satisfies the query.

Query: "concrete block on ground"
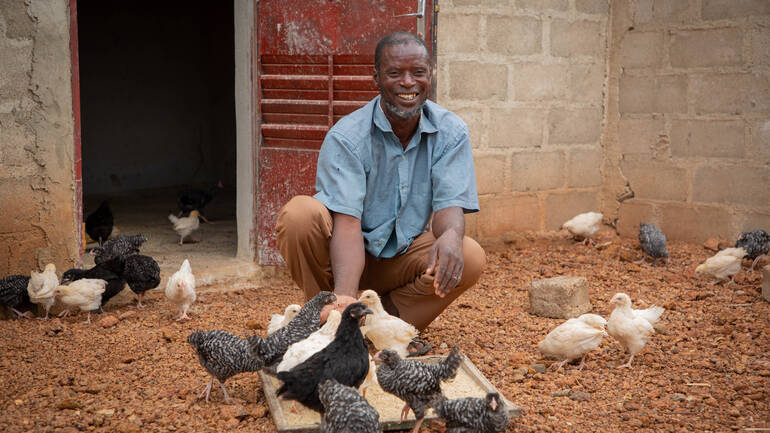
[529,276,592,319]
[762,265,770,303]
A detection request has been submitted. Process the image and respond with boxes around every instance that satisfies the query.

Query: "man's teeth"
[399,93,417,100]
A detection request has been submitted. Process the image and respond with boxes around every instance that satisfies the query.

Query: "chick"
[277,309,341,372]
[561,212,603,245]
[606,293,664,368]
[434,392,510,433]
[319,379,381,433]
[638,222,669,264]
[168,210,201,245]
[695,247,746,286]
[85,201,114,247]
[54,279,107,324]
[165,259,196,321]
[101,254,160,308]
[267,304,302,335]
[0,275,32,318]
[62,263,125,313]
[538,313,608,371]
[735,229,770,270]
[358,289,418,357]
[27,263,59,320]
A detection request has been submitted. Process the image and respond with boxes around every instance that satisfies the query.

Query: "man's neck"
[385,111,420,149]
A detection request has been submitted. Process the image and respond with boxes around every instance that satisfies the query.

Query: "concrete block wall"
[603,0,770,243]
[437,0,609,241]
[0,0,79,275]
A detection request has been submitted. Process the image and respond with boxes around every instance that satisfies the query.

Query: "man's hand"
[425,228,464,298]
[320,294,357,323]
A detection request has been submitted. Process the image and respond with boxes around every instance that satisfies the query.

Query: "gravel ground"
[1,231,768,432]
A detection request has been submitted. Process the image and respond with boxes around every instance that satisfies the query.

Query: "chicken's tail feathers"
[638,306,665,325]
[168,214,180,224]
[436,347,463,381]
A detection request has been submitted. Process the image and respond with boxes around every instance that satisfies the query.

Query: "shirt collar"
[373,95,438,135]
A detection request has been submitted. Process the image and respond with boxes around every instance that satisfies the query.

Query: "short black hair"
[374,32,429,72]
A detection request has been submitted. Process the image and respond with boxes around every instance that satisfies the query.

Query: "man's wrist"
[333,288,358,299]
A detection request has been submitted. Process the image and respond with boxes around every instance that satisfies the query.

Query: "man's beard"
[383,98,425,120]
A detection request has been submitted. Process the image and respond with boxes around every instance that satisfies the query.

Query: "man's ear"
[372,69,378,86]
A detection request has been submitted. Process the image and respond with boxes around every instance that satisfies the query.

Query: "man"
[275,32,485,349]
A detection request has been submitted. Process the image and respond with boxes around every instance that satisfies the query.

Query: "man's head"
[373,32,432,121]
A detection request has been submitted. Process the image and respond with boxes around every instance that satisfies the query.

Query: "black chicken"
[375,347,463,433]
[0,275,33,318]
[318,379,381,433]
[735,229,770,270]
[252,291,337,367]
[177,180,223,223]
[85,201,114,247]
[91,234,148,265]
[434,392,510,433]
[62,261,126,312]
[101,254,160,308]
[638,222,669,264]
[276,302,373,413]
[188,330,264,403]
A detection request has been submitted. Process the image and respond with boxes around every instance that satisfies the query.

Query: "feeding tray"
[259,353,522,432]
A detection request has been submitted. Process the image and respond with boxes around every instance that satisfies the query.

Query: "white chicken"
[267,304,301,335]
[27,263,59,320]
[165,259,196,321]
[561,212,603,245]
[168,209,200,245]
[695,247,746,285]
[358,289,418,357]
[606,293,665,368]
[537,313,608,371]
[276,309,341,372]
[54,279,106,324]
[358,354,378,398]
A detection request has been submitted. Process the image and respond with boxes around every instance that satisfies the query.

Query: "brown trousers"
[275,195,486,330]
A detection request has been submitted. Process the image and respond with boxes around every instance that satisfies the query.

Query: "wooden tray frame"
[259,354,522,432]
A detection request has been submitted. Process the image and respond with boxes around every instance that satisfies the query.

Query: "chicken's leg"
[617,354,635,369]
[84,311,92,324]
[196,378,214,402]
[218,380,233,404]
[400,404,410,422]
[136,293,145,309]
[11,308,31,318]
[577,353,588,371]
[549,359,569,371]
[176,308,191,321]
[58,309,71,318]
[410,417,424,433]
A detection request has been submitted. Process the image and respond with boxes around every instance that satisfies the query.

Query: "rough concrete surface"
[763,265,770,303]
[528,276,592,319]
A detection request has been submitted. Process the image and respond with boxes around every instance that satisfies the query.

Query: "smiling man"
[275,32,485,348]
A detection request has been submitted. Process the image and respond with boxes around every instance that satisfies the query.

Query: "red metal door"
[257,0,436,265]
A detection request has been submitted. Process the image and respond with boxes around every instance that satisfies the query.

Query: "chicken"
[318,379,381,433]
[434,392,510,433]
[606,293,664,368]
[85,201,114,247]
[735,229,770,270]
[91,233,147,265]
[358,289,418,357]
[187,330,264,403]
[177,180,222,223]
[375,347,463,433]
[359,355,378,398]
[27,263,59,320]
[695,247,746,285]
[101,254,161,308]
[0,275,32,318]
[165,259,196,321]
[561,212,603,245]
[251,291,337,367]
[638,222,669,263]
[267,304,302,335]
[62,262,125,312]
[54,279,107,324]
[276,302,373,413]
[277,309,341,372]
[168,210,201,245]
[537,313,608,371]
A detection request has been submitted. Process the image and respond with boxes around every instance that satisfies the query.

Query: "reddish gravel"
[1,231,768,432]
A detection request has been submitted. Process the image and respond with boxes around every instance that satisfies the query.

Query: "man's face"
[374,42,432,121]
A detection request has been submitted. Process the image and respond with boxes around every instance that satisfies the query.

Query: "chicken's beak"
[372,351,383,363]
[363,307,374,316]
[489,398,498,411]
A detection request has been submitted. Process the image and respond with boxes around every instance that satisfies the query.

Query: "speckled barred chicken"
[252,291,336,367]
[638,222,669,263]
[187,330,264,403]
[0,275,32,318]
[735,229,770,269]
[434,392,510,433]
[375,347,463,433]
[91,234,148,265]
[318,379,381,433]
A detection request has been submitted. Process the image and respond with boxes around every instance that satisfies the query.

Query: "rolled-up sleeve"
[314,131,367,219]
[431,123,480,214]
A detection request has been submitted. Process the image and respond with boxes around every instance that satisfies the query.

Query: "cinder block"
[0,41,33,97]
[510,150,565,192]
[743,213,770,236]
[454,0,509,6]
[549,108,602,144]
[450,106,484,149]
[0,230,45,276]
[544,191,601,230]
[652,0,697,23]
[448,62,508,101]
[0,123,37,175]
[752,119,770,159]
[2,2,35,39]
[693,165,770,207]
[617,200,655,238]
[692,73,770,114]
[659,204,731,242]
[474,154,507,195]
[762,265,770,303]
[702,0,770,20]
[517,0,569,11]
[488,16,542,56]
[569,63,605,103]
[551,20,604,58]
[576,0,609,14]
[670,120,745,158]
[464,211,479,239]
[620,160,688,201]
[618,116,665,155]
[632,0,654,24]
[513,63,569,101]
[477,194,541,237]
[619,31,663,68]
[489,107,546,149]
[567,148,602,188]
[670,28,743,68]
[749,28,770,66]
[529,276,592,319]
[619,75,687,114]
[438,14,482,53]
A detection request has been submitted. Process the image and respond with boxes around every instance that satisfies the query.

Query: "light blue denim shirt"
[314,96,479,259]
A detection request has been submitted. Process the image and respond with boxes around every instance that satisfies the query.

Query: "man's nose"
[401,72,416,87]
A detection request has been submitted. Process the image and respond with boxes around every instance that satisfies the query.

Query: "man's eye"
[388,72,399,78]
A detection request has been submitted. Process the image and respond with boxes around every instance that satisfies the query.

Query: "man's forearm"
[330,213,365,298]
[432,206,465,239]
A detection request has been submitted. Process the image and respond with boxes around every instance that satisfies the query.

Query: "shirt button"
[401,155,406,160]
